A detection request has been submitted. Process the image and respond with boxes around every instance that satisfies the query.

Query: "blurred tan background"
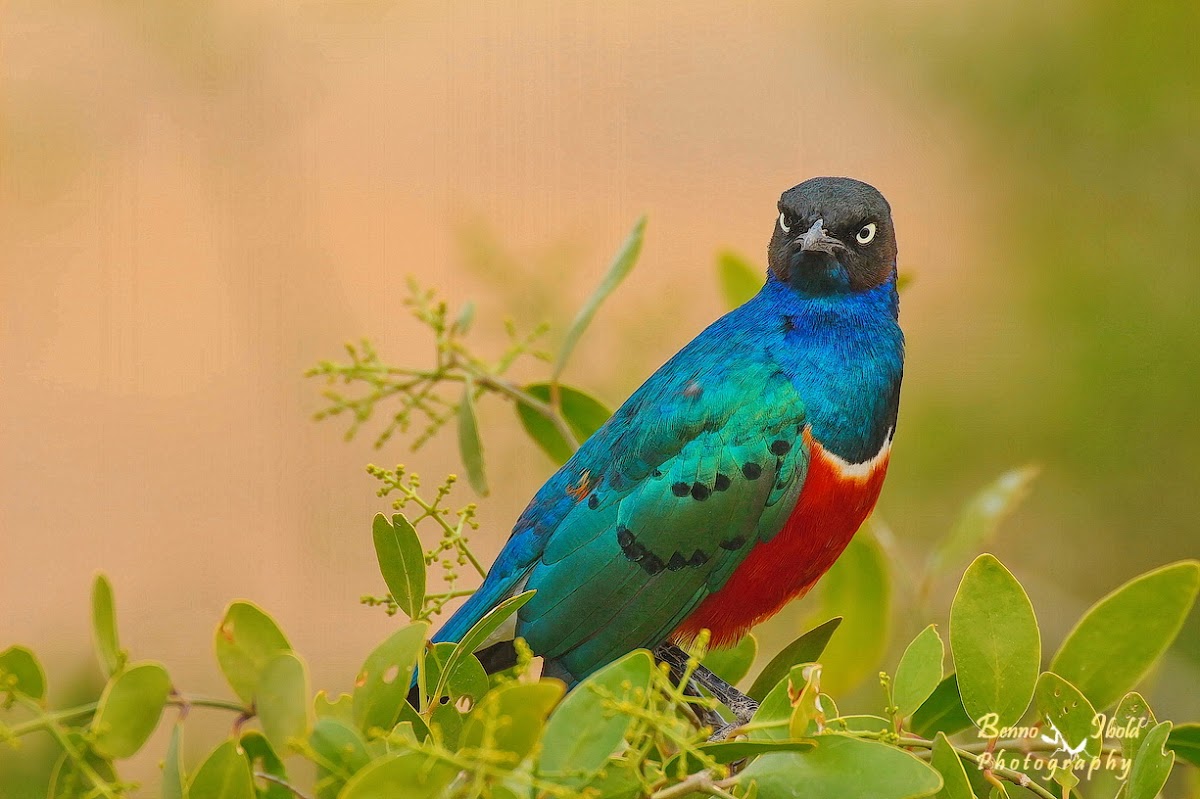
[3,0,1198,791]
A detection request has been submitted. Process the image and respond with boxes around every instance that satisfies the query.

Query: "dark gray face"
[767,177,898,295]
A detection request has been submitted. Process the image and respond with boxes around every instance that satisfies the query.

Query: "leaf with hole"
[352,621,428,735]
[1127,721,1175,799]
[214,601,291,705]
[430,590,534,704]
[1113,691,1157,763]
[423,641,490,707]
[1034,671,1099,756]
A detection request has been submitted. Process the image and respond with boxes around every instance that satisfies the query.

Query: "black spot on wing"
[671,482,690,497]
[770,440,792,455]
[690,482,710,501]
[617,526,714,575]
[742,462,762,480]
[714,473,731,492]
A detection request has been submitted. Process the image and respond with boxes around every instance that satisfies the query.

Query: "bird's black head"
[767,177,897,296]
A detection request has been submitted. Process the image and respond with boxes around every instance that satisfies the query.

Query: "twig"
[254,771,315,799]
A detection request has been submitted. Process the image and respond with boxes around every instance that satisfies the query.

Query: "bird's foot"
[708,721,743,742]
[654,643,760,734]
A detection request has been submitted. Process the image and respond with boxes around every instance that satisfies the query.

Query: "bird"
[426,177,903,721]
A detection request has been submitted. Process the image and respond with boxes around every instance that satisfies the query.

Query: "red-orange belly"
[674,429,890,647]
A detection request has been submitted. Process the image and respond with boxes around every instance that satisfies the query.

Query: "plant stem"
[254,771,314,799]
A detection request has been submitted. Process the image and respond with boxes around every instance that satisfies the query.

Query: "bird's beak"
[796,218,841,255]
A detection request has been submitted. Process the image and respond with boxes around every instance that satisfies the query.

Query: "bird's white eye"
[856,223,877,245]
[778,212,791,234]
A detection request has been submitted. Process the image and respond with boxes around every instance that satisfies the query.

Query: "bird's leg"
[653,643,727,732]
[653,643,759,741]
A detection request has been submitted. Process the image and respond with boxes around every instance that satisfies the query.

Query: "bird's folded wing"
[513,359,809,681]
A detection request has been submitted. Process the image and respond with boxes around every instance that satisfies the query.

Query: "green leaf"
[553,215,646,379]
[810,526,891,695]
[430,590,535,704]
[430,702,465,750]
[91,574,126,677]
[1127,721,1174,799]
[1113,692,1158,763]
[189,739,255,799]
[911,674,975,738]
[457,381,489,496]
[352,621,428,734]
[702,634,758,687]
[930,733,976,799]
[371,513,426,620]
[516,382,613,465]
[893,625,945,718]
[736,734,942,798]
[717,250,762,309]
[240,731,291,799]
[950,554,1040,731]
[163,723,187,799]
[423,642,489,705]
[339,752,460,799]
[748,663,821,742]
[924,467,1039,583]
[578,757,643,799]
[47,735,117,799]
[0,645,46,701]
[214,601,291,705]
[832,715,892,733]
[1167,722,1200,768]
[748,617,842,701]
[1049,560,1200,711]
[788,664,823,739]
[256,652,311,754]
[539,650,654,785]
[90,661,171,759]
[1034,671,1099,756]
[461,681,564,767]
[394,702,433,743]
[314,690,354,724]
[309,717,371,799]
[665,739,816,775]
